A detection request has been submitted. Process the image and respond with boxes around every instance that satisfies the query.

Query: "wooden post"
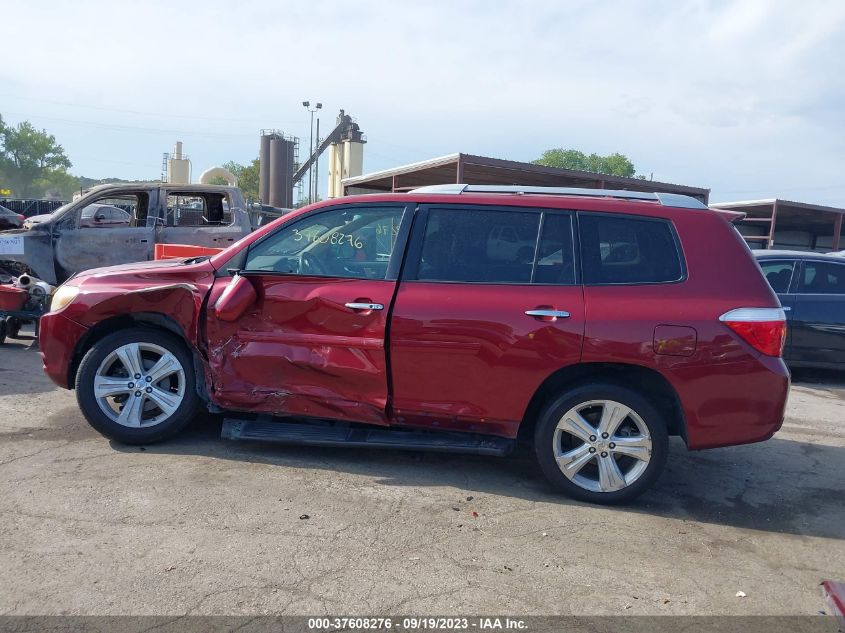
[456,154,464,183]
[833,214,843,251]
[767,200,779,249]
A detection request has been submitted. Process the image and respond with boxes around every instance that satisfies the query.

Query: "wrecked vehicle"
[0,205,25,230]
[0,183,261,285]
[0,273,54,343]
[38,185,789,503]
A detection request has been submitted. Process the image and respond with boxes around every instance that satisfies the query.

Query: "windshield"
[44,201,74,217]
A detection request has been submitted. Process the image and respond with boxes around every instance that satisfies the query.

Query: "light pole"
[302,100,322,204]
[314,115,320,202]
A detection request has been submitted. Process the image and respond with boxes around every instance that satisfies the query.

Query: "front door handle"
[525,308,570,320]
[345,302,384,311]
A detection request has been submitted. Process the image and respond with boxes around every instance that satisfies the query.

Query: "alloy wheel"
[93,342,186,428]
[553,399,652,493]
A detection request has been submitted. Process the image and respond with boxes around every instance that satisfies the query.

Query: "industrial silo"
[259,133,272,204]
[268,137,284,208]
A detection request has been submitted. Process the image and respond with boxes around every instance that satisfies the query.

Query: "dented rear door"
[205,203,412,425]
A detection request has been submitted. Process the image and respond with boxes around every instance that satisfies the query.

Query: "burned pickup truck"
[0,183,280,285]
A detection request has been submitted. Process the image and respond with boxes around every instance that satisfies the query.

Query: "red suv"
[38,185,789,503]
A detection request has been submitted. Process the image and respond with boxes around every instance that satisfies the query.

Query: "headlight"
[50,285,79,312]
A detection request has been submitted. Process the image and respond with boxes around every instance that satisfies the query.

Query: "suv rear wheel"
[75,328,200,444]
[534,383,668,504]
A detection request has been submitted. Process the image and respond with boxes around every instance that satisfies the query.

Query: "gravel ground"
[0,329,843,616]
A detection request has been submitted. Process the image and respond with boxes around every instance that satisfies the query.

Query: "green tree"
[532,148,637,178]
[223,159,259,201]
[0,115,73,197]
[38,169,80,199]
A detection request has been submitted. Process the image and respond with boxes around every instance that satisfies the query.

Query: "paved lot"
[0,329,843,616]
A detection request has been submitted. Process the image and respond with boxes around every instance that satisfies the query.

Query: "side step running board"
[221,417,514,457]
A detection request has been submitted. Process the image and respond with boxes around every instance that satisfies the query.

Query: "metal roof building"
[341,153,710,203]
[711,199,845,252]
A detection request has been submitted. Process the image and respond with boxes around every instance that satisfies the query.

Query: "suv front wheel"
[75,328,200,444]
[535,383,668,504]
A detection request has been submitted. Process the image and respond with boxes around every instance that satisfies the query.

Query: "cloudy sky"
[3,0,844,205]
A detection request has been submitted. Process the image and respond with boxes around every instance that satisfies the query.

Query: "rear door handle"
[525,309,570,319]
[345,302,384,311]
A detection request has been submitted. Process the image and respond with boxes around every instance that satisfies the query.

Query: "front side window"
[244,206,404,280]
[417,208,541,283]
[579,213,684,284]
[78,204,131,228]
[799,261,845,294]
[759,260,795,293]
[75,194,148,228]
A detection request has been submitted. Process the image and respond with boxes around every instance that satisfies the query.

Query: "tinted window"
[417,208,540,283]
[534,213,575,285]
[245,206,403,280]
[799,261,845,294]
[579,214,683,284]
[759,260,795,293]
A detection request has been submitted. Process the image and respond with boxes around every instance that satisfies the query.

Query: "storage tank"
[269,136,294,208]
[327,138,365,198]
[259,133,272,203]
[284,139,295,207]
[166,141,191,184]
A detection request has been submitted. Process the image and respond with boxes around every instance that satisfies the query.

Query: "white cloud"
[1,0,843,204]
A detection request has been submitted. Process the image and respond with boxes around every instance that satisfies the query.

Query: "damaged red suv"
[39,185,789,503]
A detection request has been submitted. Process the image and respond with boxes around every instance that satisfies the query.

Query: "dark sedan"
[0,205,25,230]
[755,250,845,370]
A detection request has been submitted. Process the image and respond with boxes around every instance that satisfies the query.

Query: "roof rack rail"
[409,184,707,209]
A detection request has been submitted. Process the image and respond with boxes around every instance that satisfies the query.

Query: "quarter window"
[579,214,683,284]
[244,206,404,280]
[799,261,845,294]
[417,208,540,283]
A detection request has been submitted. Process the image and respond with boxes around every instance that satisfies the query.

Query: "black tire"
[0,319,6,345]
[75,328,200,444]
[534,382,668,504]
[5,317,20,339]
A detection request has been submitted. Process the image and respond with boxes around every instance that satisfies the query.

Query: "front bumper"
[39,311,89,389]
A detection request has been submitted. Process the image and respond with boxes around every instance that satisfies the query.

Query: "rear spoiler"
[710,208,747,223]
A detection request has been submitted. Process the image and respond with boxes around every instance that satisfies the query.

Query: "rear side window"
[579,214,684,284]
[799,261,845,294]
[166,193,233,227]
[759,260,795,293]
[417,208,540,283]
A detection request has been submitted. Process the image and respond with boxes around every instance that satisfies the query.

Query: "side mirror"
[95,214,106,222]
[214,274,257,322]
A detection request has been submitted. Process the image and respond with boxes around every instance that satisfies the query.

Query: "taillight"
[719,308,787,357]
[16,215,25,222]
